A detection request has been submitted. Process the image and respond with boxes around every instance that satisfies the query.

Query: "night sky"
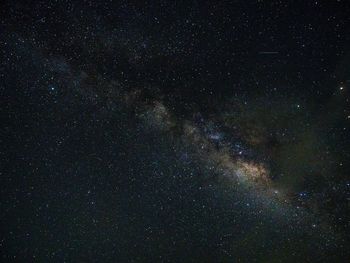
[2,1,350,262]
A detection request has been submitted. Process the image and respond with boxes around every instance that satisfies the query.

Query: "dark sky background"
[1,1,350,262]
